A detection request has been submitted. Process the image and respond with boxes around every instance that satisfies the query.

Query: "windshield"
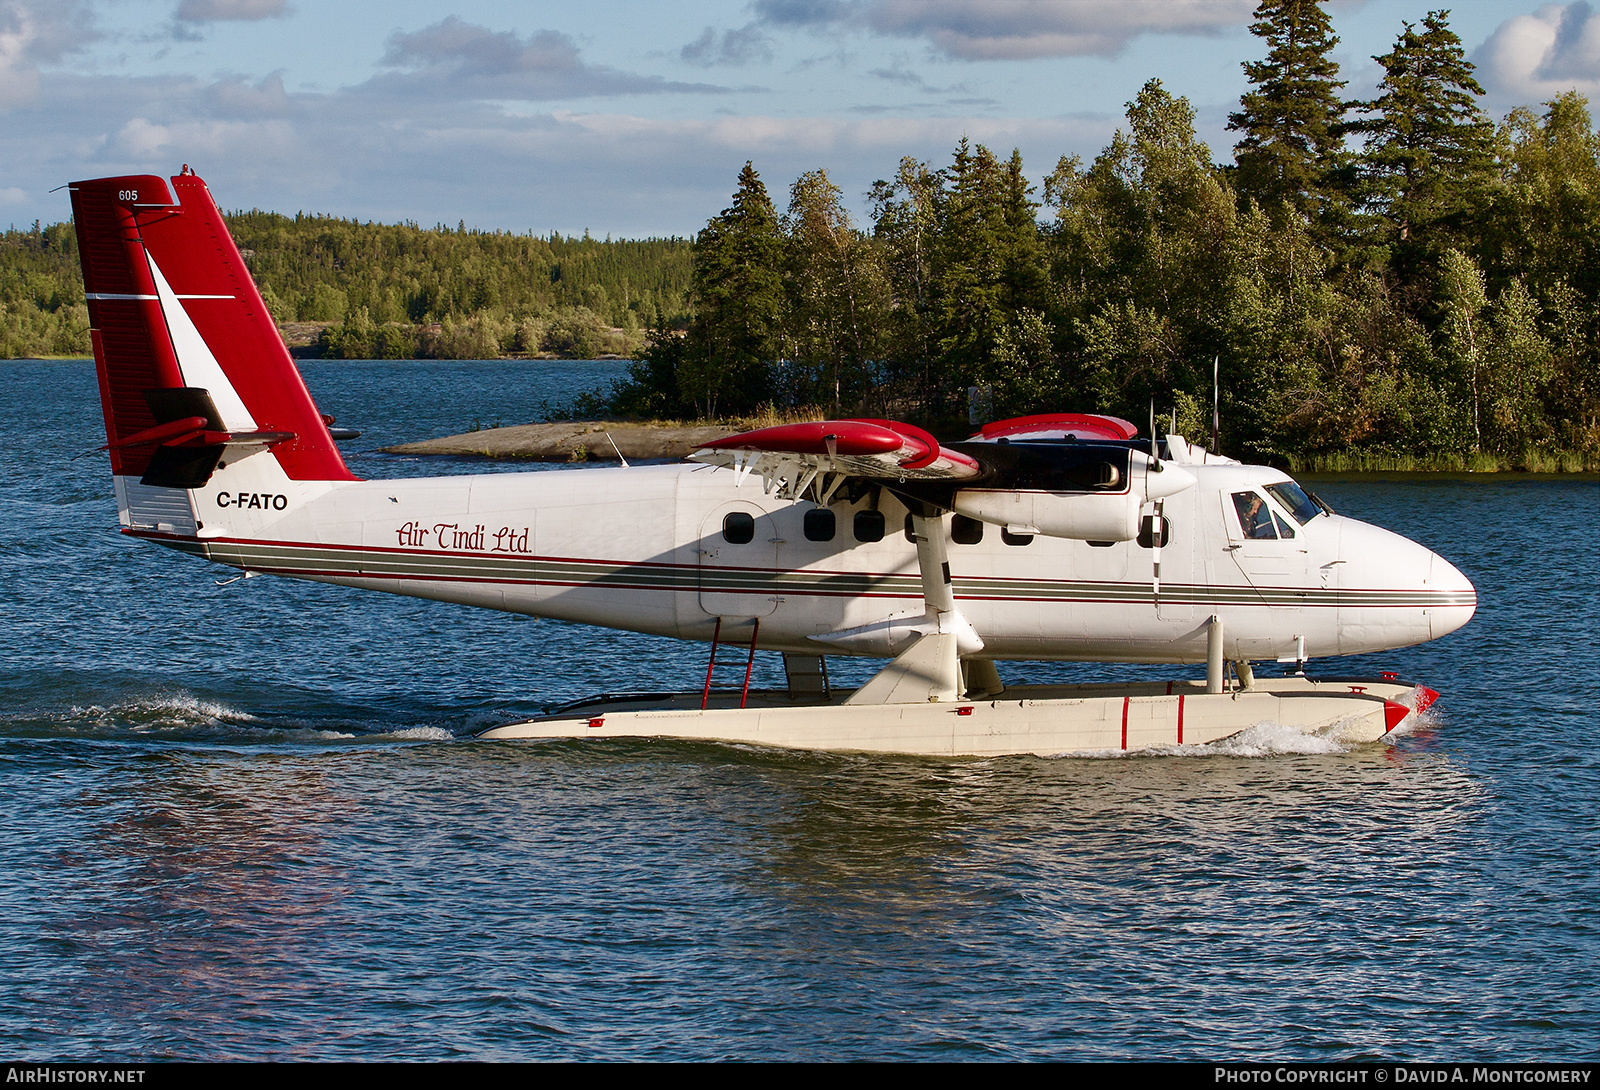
[1264,481,1323,525]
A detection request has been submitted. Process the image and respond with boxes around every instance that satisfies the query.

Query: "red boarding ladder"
[701,617,760,710]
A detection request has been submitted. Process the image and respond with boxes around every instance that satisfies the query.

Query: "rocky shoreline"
[381,420,737,461]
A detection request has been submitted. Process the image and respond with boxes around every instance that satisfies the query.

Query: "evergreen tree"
[781,169,886,414]
[930,139,1007,401]
[1228,0,1348,224]
[1050,81,1237,421]
[927,140,1050,417]
[1493,92,1600,297]
[1492,93,1600,450]
[1351,10,1497,252]
[681,162,786,415]
[869,157,943,413]
[998,149,1048,317]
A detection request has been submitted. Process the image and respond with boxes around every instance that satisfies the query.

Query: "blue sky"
[5,1,1598,237]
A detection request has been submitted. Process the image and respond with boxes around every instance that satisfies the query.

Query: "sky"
[5,0,1600,238]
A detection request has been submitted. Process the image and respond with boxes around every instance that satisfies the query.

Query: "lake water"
[1,358,1596,1061]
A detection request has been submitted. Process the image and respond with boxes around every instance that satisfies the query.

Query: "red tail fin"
[70,169,355,483]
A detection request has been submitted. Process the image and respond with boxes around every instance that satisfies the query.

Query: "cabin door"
[1221,488,1312,591]
[699,500,780,618]
[1220,488,1311,659]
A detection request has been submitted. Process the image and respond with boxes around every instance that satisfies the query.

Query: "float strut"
[1206,615,1224,694]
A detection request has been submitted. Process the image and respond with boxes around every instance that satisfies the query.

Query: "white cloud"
[871,0,1254,60]
[0,24,39,108]
[207,72,292,118]
[2,5,1145,236]
[3,54,1113,237]
[681,24,774,67]
[753,0,1254,60]
[103,115,296,162]
[1477,2,1600,100]
[376,17,728,101]
[0,185,26,202]
[175,0,288,22]
[0,0,97,110]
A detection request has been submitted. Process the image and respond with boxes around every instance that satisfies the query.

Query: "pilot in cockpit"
[1233,491,1276,539]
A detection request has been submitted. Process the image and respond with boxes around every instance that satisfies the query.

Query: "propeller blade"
[1212,355,1220,452]
[1151,498,1164,606]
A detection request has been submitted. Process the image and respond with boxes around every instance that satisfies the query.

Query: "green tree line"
[0,210,692,360]
[0,221,90,359]
[615,1,1600,469]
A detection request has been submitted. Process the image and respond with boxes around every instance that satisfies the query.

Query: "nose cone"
[1428,550,1477,640]
[1334,517,1476,654]
[1145,461,1196,501]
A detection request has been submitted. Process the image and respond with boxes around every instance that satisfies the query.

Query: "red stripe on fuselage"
[125,529,1470,607]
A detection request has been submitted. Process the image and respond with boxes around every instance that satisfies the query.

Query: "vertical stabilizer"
[70,169,356,486]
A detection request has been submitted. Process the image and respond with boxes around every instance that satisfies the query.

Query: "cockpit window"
[1273,512,1296,538]
[1232,491,1276,539]
[1264,481,1322,525]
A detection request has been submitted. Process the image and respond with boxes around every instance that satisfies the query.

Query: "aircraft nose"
[1332,517,1475,654]
[1429,550,1477,639]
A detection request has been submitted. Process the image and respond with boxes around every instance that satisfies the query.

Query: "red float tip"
[1383,700,1410,733]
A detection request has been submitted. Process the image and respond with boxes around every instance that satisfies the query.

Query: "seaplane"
[69,168,1477,757]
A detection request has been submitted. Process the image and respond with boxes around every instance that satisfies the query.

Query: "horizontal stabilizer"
[120,386,296,487]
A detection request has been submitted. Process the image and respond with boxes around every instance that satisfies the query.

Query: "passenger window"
[854,510,885,543]
[722,511,754,544]
[804,508,836,542]
[1231,491,1276,540]
[1001,527,1033,546]
[951,514,983,544]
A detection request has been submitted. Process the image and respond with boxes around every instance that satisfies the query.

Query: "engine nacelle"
[953,487,1141,541]
[950,452,1194,541]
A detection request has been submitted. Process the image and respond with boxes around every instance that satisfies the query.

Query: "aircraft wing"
[692,413,1197,544]
[969,412,1140,442]
[691,419,984,502]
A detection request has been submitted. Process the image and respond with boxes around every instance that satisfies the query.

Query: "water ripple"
[0,363,1595,1059]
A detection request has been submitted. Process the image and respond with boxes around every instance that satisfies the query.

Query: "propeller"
[1211,355,1220,454]
[1148,399,1164,607]
[1147,399,1163,474]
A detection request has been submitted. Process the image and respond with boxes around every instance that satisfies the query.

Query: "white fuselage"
[114,446,1477,666]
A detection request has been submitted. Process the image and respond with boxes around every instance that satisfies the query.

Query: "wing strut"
[844,510,984,705]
